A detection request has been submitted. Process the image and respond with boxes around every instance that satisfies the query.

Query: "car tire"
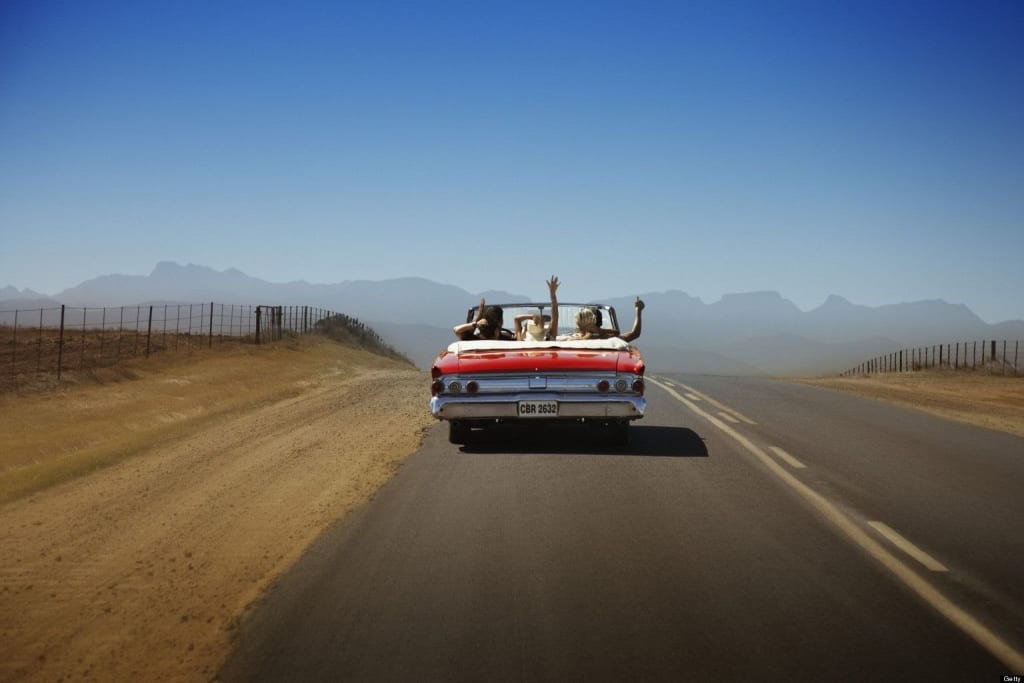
[449,420,468,445]
[608,421,630,447]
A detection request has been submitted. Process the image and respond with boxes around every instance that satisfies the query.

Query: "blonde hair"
[575,308,598,332]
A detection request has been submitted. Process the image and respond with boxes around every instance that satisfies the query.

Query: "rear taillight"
[597,379,610,393]
[632,379,644,395]
[431,379,444,396]
[466,380,479,393]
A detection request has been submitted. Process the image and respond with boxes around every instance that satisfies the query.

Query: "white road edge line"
[646,376,1024,672]
[678,383,758,425]
[768,446,807,469]
[868,522,949,573]
[684,393,701,401]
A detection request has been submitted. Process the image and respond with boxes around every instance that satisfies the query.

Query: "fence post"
[36,308,43,372]
[255,306,262,344]
[133,306,141,357]
[146,306,154,358]
[11,309,17,382]
[98,308,106,361]
[81,308,87,369]
[1003,341,1008,376]
[57,304,66,380]
[209,302,214,348]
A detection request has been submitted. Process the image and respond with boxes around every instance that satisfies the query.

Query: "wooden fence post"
[209,302,214,348]
[255,306,262,344]
[145,306,154,358]
[11,309,17,382]
[80,308,87,369]
[57,304,65,380]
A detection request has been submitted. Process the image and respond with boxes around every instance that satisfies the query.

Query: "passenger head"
[524,314,545,341]
[575,307,598,333]
[482,306,503,335]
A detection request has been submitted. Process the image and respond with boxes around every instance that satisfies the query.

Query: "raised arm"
[617,297,644,342]
[512,313,532,340]
[453,298,487,339]
[545,275,559,340]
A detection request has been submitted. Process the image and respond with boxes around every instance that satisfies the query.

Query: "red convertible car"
[430,303,646,446]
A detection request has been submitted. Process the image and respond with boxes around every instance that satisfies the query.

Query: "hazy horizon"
[2,2,1022,323]
[4,259,1021,325]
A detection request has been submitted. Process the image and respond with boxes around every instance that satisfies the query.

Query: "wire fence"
[0,302,339,391]
[841,340,1022,377]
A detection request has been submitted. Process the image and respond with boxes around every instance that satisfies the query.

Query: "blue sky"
[1,1,1022,322]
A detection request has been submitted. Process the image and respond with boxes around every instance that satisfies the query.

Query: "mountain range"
[3,262,1022,375]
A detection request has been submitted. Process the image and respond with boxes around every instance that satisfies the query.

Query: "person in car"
[453,298,512,341]
[511,275,561,341]
[513,313,548,341]
[547,276,644,342]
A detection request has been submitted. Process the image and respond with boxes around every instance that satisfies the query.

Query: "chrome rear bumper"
[430,394,646,420]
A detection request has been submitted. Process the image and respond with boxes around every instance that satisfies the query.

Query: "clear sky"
[2,1,1022,322]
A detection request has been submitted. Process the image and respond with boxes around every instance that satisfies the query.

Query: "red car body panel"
[432,347,645,376]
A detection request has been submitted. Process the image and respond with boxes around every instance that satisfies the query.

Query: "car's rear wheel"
[448,420,468,444]
[607,421,630,447]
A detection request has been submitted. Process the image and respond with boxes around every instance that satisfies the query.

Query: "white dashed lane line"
[768,446,807,469]
[717,411,740,424]
[647,376,1024,672]
[868,522,949,573]
[678,383,758,425]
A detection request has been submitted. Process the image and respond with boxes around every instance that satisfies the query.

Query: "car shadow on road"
[459,424,709,458]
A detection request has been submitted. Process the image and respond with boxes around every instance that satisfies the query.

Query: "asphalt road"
[219,374,1024,682]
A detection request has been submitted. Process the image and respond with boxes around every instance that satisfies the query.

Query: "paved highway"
[220,375,1024,682]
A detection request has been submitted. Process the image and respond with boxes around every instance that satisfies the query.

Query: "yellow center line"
[647,376,1024,672]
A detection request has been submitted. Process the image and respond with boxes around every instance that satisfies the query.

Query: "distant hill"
[0,285,58,310]
[5,262,1023,376]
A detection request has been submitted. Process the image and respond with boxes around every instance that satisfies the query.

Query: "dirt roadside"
[795,370,1024,438]
[0,336,434,682]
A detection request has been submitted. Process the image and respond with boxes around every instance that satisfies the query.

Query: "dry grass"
[0,333,433,681]
[796,369,1024,438]
[0,335,371,504]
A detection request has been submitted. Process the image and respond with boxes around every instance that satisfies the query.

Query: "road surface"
[220,374,1024,681]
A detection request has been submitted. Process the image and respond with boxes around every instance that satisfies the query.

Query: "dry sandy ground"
[0,336,433,682]
[797,370,1024,438]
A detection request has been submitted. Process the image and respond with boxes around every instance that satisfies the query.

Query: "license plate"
[518,400,558,417]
